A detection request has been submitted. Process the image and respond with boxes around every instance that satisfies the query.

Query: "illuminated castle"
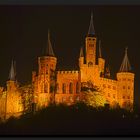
[32,13,135,110]
[0,13,135,120]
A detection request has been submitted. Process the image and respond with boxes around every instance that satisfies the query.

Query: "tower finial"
[46,29,55,56]
[99,40,102,58]
[119,47,131,72]
[88,11,95,36]
[80,47,84,57]
[9,59,16,81]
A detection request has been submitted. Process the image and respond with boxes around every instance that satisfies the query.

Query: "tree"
[81,81,106,108]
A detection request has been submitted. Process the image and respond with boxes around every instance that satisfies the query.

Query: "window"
[69,96,73,102]
[62,83,66,94]
[56,83,59,93]
[128,86,130,89]
[108,85,111,89]
[69,82,73,94]
[123,86,125,89]
[44,83,48,93]
[113,94,115,98]
[88,62,93,67]
[123,78,126,81]
[46,70,48,74]
[103,84,106,88]
[76,96,80,101]
[108,93,110,97]
[113,86,116,90]
[89,44,94,47]
[41,84,44,93]
[123,96,125,99]
[63,97,66,102]
[76,82,79,94]
[128,96,130,99]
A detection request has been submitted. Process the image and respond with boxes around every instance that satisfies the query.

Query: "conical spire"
[80,47,84,57]
[105,65,111,78]
[46,30,55,56]
[88,12,95,36]
[9,60,16,81]
[99,40,102,58]
[119,47,131,72]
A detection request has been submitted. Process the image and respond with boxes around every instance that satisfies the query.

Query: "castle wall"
[56,70,82,105]
[99,77,118,107]
[117,72,134,110]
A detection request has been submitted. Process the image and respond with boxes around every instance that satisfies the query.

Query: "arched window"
[76,82,79,94]
[62,83,66,94]
[56,83,59,93]
[41,83,44,93]
[88,62,93,67]
[69,82,73,94]
[44,82,48,93]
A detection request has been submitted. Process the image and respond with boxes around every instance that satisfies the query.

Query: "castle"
[0,13,135,120]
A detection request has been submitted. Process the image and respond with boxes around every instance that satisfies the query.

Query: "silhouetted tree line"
[0,102,140,135]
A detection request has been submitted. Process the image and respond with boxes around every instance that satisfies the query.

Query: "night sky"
[0,6,140,106]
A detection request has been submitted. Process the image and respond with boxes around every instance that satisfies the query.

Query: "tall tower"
[117,48,135,110]
[6,60,23,119]
[79,47,84,68]
[37,30,57,94]
[98,40,105,77]
[79,12,100,84]
[85,12,97,66]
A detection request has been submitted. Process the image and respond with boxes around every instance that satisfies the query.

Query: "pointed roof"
[46,30,55,57]
[99,40,102,58]
[80,47,84,57]
[9,60,16,81]
[105,65,111,78]
[88,12,95,36]
[119,47,131,72]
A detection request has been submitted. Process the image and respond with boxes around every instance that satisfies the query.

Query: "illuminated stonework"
[0,13,135,121]
[32,13,135,111]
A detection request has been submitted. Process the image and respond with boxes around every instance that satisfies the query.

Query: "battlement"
[100,77,117,84]
[57,70,79,74]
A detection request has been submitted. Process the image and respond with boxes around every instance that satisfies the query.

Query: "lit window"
[62,83,66,94]
[69,82,73,94]
[69,96,73,102]
[113,94,115,98]
[76,96,80,101]
[62,97,66,102]
[76,82,79,94]
[108,85,111,89]
[103,84,106,88]
[113,86,116,90]
[108,93,110,97]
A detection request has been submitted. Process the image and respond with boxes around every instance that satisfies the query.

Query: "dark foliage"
[0,102,140,136]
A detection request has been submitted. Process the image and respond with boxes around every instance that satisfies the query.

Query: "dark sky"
[0,6,139,106]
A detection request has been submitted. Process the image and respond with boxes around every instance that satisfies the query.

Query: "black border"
[0,0,140,140]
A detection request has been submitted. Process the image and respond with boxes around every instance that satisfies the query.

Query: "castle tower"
[37,30,57,94]
[85,12,97,66]
[6,60,23,119]
[79,12,101,84]
[7,60,17,92]
[116,48,135,110]
[79,47,84,68]
[98,40,105,77]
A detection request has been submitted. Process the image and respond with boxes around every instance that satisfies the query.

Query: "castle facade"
[0,13,135,120]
